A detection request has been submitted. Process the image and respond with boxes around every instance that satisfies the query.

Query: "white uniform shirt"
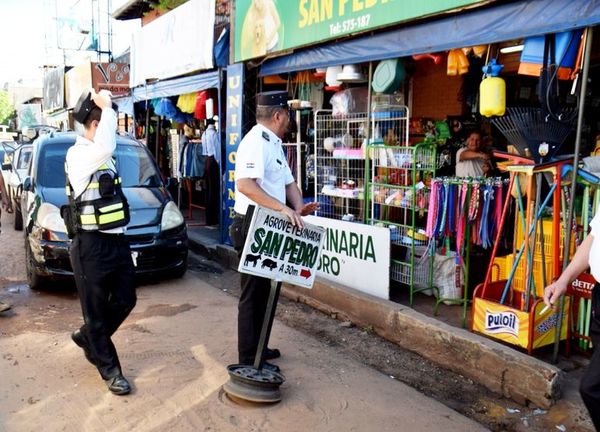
[589,213,600,281]
[455,147,485,177]
[234,123,294,215]
[201,124,221,164]
[66,108,123,233]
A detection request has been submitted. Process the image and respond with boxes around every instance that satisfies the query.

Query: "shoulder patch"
[262,131,270,142]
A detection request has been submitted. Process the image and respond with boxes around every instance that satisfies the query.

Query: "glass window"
[17,147,32,170]
[36,141,162,189]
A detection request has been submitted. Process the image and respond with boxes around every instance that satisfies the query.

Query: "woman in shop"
[455,130,490,177]
[544,223,600,430]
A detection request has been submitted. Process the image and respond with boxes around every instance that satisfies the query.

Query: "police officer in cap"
[66,89,136,395]
[231,91,318,372]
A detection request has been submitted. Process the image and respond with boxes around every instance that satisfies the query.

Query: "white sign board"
[130,0,215,87]
[238,208,325,289]
[304,216,391,300]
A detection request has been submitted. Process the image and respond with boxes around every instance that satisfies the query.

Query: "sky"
[0,0,140,88]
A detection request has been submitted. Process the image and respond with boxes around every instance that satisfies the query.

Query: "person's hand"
[480,152,490,161]
[299,202,319,216]
[543,279,568,309]
[91,89,113,110]
[280,205,304,228]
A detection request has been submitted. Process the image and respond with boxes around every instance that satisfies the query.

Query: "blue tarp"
[132,70,220,102]
[260,0,600,76]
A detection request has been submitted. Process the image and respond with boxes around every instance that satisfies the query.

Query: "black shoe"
[71,330,96,365]
[260,362,281,373]
[105,374,131,395]
[265,348,281,360]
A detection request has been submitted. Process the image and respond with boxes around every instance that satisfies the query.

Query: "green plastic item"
[372,59,405,94]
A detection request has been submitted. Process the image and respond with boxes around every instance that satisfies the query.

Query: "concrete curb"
[188,236,563,408]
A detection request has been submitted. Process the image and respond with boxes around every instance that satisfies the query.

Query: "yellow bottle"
[480,59,506,117]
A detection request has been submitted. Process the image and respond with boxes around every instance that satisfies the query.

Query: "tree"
[0,91,14,126]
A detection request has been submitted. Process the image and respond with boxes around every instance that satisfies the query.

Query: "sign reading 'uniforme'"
[238,207,326,288]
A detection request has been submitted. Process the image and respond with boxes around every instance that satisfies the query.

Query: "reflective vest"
[65,160,130,232]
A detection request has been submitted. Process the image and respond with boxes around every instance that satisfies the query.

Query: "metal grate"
[314,110,369,222]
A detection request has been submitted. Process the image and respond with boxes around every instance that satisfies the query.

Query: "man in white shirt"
[544,212,600,429]
[66,89,136,396]
[455,131,489,177]
[201,119,220,225]
[231,91,318,372]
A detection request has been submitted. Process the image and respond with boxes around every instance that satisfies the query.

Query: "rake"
[492,107,576,163]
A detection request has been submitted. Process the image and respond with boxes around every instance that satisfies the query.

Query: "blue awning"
[261,0,600,76]
[132,70,220,102]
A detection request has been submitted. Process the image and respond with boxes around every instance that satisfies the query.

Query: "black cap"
[256,91,289,108]
[73,90,119,124]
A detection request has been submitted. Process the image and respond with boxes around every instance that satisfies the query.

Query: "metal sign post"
[224,207,325,403]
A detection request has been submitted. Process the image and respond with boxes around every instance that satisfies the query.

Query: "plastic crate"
[491,256,508,281]
[514,219,575,260]
[509,254,556,297]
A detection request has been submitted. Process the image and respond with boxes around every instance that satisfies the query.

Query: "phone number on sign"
[329,14,371,36]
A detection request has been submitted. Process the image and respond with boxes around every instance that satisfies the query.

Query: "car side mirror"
[1,163,11,170]
[23,176,32,192]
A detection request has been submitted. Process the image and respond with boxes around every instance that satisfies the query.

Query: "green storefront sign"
[234,0,488,62]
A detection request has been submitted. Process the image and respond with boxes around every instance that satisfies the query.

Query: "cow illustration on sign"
[240,0,281,59]
[244,253,262,267]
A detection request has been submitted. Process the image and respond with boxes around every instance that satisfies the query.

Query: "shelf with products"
[314,109,369,222]
[365,104,437,304]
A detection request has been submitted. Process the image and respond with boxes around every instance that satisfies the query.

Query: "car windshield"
[37,141,162,188]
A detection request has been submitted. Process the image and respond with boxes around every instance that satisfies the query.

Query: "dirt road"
[0,209,489,431]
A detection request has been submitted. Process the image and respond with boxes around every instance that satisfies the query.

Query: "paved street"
[0,211,487,431]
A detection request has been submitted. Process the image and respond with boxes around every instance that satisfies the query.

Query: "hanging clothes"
[177,92,197,113]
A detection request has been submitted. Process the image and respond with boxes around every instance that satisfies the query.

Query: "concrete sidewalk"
[186,225,565,410]
[0,270,486,431]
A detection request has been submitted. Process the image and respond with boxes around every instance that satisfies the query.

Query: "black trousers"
[70,231,136,380]
[581,284,600,430]
[204,156,220,226]
[230,209,271,365]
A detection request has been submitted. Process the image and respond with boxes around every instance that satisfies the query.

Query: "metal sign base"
[224,365,285,403]
[224,281,284,404]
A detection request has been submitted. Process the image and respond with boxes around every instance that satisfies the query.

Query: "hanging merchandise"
[412,53,442,64]
[324,66,343,91]
[336,64,366,83]
[205,98,214,119]
[518,30,582,80]
[447,49,469,76]
[177,92,198,113]
[154,98,178,119]
[194,90,210,120]
[472,45,488,58]
[372,59,405,94]
[479,59,506,117]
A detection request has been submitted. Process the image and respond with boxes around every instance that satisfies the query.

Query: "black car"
[22,131,188,289]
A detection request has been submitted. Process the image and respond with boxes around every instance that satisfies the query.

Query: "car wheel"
[25,240,46,290]
[13,204,23,231]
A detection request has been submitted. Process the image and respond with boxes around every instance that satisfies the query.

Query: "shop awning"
[113,95,134,116]
[131,71,220,102]
[260,0,600,76]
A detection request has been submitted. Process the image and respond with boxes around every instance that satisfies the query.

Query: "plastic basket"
[514,219,575,260]
[509,254,556,297]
